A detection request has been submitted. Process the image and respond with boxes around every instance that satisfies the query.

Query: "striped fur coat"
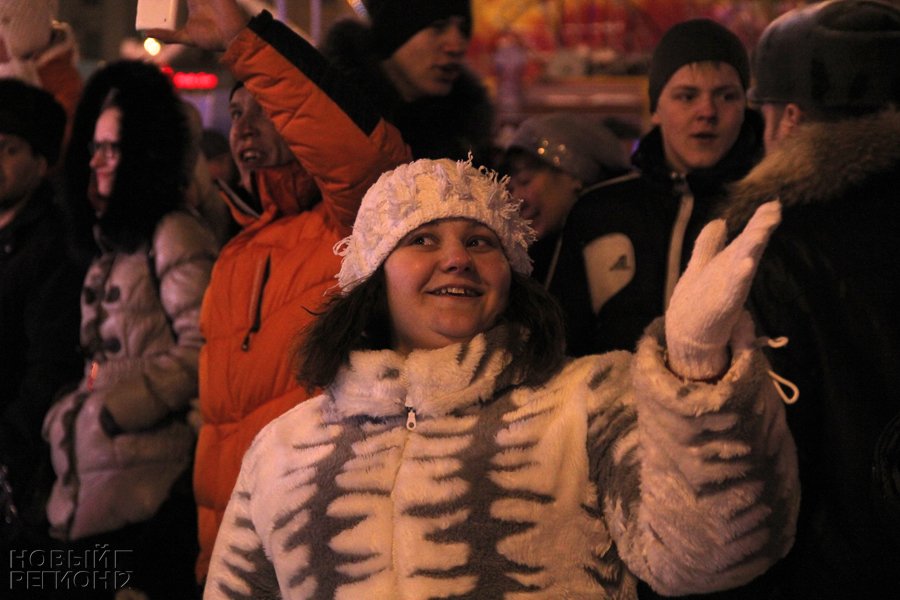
[205,322,798,599]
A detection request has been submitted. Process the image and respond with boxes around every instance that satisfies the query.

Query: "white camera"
[135,0,179,31]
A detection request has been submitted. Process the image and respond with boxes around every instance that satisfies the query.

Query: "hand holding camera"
[137,0,249,51]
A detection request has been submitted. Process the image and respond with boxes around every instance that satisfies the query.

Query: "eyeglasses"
[88,141,121,159]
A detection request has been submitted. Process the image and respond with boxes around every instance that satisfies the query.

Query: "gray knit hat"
[507,113,629,186]
[335,157,535,291]
[648,19,750,113]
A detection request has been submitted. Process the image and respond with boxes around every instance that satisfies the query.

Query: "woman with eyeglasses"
[42,59,218,599]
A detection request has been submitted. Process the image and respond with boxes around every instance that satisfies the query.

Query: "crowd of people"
[1,0,898,599]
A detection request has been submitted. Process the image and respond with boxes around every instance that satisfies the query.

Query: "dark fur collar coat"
[718,108,900,597]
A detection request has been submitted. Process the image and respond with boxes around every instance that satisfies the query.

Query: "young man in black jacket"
[322,0,495,166]
[554,19,763,356]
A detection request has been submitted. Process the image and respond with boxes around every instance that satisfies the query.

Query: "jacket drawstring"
[759,335,800,404]
[242,255,271,351]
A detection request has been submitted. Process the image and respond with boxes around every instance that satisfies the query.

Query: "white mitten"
[665,200,781,380]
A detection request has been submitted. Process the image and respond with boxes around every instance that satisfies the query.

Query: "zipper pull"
[405,406,417,431]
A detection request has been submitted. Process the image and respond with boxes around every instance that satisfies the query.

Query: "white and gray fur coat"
[205,321,799,599]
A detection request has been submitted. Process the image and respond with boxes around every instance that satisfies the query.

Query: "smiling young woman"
[203,156,801,600]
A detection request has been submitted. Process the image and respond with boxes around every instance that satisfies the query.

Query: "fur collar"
[723,108,900,230]
[327,327,516,422]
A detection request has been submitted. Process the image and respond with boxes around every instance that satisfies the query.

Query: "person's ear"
[781,103,805,136]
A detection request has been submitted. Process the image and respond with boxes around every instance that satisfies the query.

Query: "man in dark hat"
[720,2,900,597]
[0,78,83,546]
[552,18,763,357]
[321,0,495,165]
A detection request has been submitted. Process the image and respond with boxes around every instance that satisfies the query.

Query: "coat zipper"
[242,255,271,351]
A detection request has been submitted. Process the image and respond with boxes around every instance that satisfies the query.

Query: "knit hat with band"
[0,78,66,166]
[367,0,472,58]
[507,113,629,186]
[335,157,535,291]
[648,18,750,113]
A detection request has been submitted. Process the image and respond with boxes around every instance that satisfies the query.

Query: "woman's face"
[384,218,511,355]
[507,162,581,240]
[89,107,122,206]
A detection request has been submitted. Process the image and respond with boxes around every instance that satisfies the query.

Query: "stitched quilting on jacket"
[206,322,799,599]
[44,210,217,540]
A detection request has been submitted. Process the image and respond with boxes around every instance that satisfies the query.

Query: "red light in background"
[171,71,219,90]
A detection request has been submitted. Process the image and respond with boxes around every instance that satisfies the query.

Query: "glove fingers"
[733,200,782,262]
[730,256,757,305]
[688,218,727,273]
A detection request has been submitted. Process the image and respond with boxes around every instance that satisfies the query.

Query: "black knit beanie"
[648,19,750,112]
[0,78,66,166]
[367,0,472,58]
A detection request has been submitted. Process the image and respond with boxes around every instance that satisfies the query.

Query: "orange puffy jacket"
[194,11,410,580]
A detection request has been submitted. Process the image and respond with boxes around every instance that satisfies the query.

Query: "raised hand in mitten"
[665,200,781,380]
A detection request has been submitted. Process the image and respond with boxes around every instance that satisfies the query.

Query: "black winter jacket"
[718,108,900,599]
[552,110,763,356]
[0,181,84,514]
[321,18,495,166]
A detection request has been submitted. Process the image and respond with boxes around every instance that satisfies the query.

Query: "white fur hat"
[0,0,55,59]
[335,157,535,291]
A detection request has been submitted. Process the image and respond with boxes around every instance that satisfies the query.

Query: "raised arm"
[594,201,799,594]
[149,0,411,234]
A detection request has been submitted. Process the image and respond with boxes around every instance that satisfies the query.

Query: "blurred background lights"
[143,37,161,56]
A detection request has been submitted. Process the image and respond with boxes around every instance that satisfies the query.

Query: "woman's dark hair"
[63,60,191,264]
[297,268,567,391]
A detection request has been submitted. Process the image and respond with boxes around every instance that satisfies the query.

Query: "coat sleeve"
[221,11,411,236]
[593,318,799,596]
[100,213,218,432]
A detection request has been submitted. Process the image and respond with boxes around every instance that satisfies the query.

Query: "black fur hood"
[322,18,495,165]
[64,60,190,260]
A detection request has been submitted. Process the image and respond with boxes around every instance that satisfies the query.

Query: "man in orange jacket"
[149,0,411,582]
